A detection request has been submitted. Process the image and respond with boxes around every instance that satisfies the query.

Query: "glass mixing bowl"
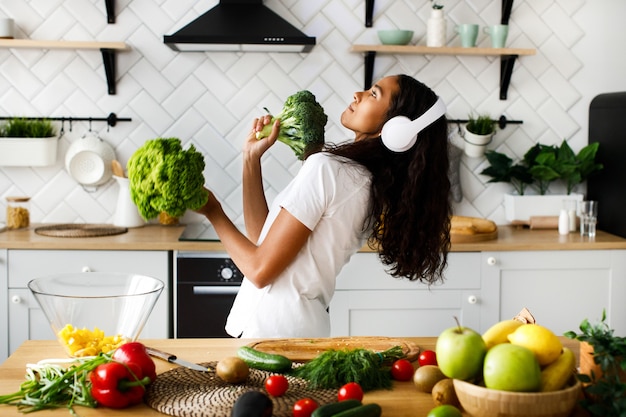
[28,272,164,357]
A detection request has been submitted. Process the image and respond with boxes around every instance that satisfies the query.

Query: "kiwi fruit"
[413,365,446,393]
[216,356,250,383]
[431,378,460,407]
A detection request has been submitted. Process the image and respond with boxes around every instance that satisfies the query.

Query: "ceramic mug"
[0,18,14,39]
[455,24,479,48]
[484,24,509,48]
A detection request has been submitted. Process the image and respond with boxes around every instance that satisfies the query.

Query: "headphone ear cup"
[381,116,417,152]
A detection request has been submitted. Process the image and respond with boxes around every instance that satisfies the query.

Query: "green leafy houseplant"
[0,118,56,138]
[466,113,495,136]
[565,310,626,416]
[480,140,603,195]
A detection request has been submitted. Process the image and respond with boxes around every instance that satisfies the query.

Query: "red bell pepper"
[112,342,157,382]
[89,361,151,408]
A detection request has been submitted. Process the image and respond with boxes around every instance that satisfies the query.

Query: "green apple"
[483,343,541,392]
[435,324,486,381]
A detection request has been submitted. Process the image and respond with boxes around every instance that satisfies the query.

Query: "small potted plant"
[463,113,495,158]
[480,140,602,223]
[565,310,626,416]
[0,118,58,166]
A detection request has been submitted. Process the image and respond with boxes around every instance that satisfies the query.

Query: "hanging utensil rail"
[448,115,522,130]
[0,113,131,128]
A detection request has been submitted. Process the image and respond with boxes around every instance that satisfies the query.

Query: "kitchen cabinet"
[330,252,485,337]
[330,249,626,338]
[481,250,626,336]
[0,249,7,361]
[4,250,171,360]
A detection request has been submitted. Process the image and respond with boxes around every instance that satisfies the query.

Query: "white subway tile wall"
[0,0,621,225]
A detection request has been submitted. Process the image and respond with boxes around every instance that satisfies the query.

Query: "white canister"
[113,176,145,228]
[427,9,446,47]
[0,18,15,39]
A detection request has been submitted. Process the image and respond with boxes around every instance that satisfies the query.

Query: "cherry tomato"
[391,358,415,381]
[418,350,438,367]
[265,374,289,397]
[293,398,319,417]
[337,382,364,402]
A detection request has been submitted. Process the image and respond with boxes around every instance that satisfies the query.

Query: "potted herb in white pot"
[0,118,58,166]
[463,113,495,158]
[480,140,602,223]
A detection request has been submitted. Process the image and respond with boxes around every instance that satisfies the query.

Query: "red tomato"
[418,350,438,367]
[337,382,364,402]
[265,375,289,397]
[293,398,319,417]
[391,358,415,381]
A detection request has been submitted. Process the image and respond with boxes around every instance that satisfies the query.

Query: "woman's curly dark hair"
[325,75,451,285]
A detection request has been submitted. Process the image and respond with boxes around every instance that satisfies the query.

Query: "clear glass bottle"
[6,196,30,229]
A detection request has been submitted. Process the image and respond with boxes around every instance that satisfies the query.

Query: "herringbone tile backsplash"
[0,0,604,225]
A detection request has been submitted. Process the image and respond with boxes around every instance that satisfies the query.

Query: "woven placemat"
[145,362,338,417]
[34,223,128,238]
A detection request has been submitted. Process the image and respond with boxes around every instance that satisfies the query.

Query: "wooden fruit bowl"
[453,378,581,417]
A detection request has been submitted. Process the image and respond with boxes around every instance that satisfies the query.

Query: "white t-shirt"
[225,152,372,338]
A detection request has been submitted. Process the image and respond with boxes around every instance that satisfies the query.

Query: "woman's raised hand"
[244,114,280,160]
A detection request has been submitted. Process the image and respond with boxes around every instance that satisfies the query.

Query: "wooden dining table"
[0,337,587,417]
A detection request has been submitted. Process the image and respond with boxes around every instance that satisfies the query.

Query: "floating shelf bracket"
[500,55,518,100]
[365,0,374,27]
[105,0,115,24]
[101,48,117,95]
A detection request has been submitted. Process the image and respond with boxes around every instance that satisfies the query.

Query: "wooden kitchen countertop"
[1,223,625,252]
[0,337,586,417]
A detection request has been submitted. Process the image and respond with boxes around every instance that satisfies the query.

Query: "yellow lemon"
[507,324,562,366]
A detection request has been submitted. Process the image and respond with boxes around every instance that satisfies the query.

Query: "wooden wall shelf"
[351,45,536,100]
[0,39,128,95]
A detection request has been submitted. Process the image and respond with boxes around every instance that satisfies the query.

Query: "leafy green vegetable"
[127,137,208,220]
[565,310,626,416]
[0,355,110,414]
[289,346,404,391]
[256,90,328,160]
[0,118,56,138]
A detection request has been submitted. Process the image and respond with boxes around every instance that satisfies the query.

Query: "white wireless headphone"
[381,97,447,152]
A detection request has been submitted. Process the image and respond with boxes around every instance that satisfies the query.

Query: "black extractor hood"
[164,0,316,53]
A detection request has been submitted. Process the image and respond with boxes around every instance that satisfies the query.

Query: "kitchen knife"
[145,347,210,372]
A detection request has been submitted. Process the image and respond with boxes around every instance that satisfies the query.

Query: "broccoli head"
[127,137,208,220]
[256,90,328,160]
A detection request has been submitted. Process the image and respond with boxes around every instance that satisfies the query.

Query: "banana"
[482,319,524,350]
[540,347,576,392]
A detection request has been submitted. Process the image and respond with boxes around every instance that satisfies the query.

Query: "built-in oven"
[175,223,244,338]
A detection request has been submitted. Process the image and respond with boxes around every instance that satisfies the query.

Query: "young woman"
[196,74,451,338]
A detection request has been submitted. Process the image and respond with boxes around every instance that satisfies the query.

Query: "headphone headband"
[381,97,447,152]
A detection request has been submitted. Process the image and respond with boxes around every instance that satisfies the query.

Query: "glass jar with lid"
[6,196,30,229]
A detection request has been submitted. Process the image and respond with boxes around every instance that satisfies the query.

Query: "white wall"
[0,0,624,226]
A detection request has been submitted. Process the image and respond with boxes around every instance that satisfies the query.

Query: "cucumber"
[236,346,292,372]
[311,400,362,417]
[331,403,382,417]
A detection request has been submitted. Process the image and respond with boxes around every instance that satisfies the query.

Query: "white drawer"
[8,250,168,288]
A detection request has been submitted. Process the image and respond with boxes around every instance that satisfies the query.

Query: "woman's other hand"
[244,114,280,160]
[194,187,221,220]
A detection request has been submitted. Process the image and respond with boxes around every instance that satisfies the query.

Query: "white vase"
[427,9,446,47]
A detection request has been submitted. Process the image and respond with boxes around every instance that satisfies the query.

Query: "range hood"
[164,0,316,53]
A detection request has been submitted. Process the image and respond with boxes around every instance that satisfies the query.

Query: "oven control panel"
[176,252,244,284]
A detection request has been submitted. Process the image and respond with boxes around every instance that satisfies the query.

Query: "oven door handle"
[192,285,240,295]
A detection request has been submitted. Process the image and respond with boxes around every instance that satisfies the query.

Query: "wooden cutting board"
[450,228,498,243]
[247,336,420,362]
